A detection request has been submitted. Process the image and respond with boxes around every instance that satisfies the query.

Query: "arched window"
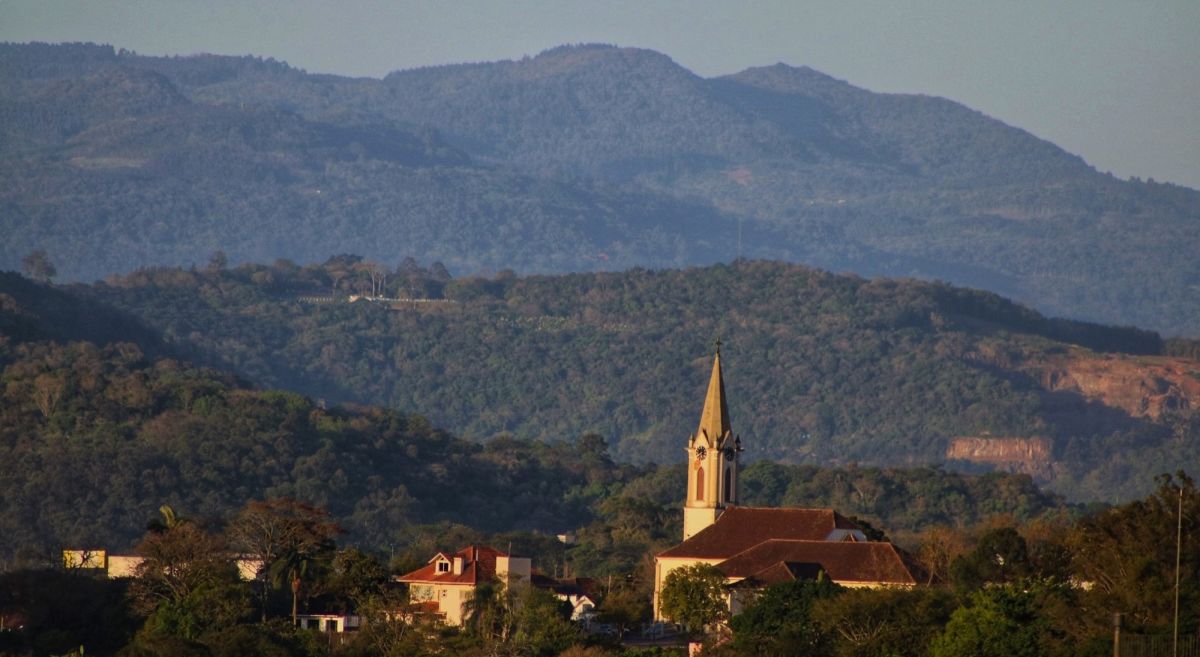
[724,467,732,502]
[696,467,704,501]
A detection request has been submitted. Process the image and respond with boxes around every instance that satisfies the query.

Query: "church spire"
[683,342,740,541]
[696,342,731,444]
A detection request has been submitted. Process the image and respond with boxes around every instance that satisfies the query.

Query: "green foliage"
[51,260,1194,502]
[512,587,582,657]
[1067,471,1199,635]
[949,527,1031,590]
[595,584,652,635]
[0,319,1085,568]
[928,586,1045,657]
[658,564,728,637]
[811,587,956,657]
[727,578,842,656]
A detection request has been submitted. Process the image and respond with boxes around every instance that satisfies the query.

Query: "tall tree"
[928,586,1045,657]
[1069,471,1198,634]
[658,563,728,640]
[728,578,842,657]
[21,250,56,283]
[206,250,228,273]
[128,507,248,640]
[226,498,341,623]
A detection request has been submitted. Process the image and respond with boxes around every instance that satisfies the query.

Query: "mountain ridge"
[0,41,1196,335]
[35,258,1195,503]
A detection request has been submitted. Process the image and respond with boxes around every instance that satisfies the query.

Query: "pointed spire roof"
[696,344,731,443]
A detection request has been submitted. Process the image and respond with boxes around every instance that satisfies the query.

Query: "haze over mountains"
[1,42,1198,336]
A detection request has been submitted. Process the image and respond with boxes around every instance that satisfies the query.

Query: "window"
[326,619,337,632]
[696,467,704,501]
[724,467,732,502]
[437,560,449,573]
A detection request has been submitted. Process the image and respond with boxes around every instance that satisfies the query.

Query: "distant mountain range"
[1,42,1197,335]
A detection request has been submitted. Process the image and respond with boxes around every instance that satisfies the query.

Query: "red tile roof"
[396,544,508,585]
[716,539,918,586]
[657,506,861,559]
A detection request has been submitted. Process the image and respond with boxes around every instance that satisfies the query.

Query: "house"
[530,574,599,622]
[396,544,601,627]
[295,613,362,633]
[396,544,531,626]
[653,348,920,619]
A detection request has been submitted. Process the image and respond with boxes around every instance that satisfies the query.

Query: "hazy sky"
[3,0,1198,189]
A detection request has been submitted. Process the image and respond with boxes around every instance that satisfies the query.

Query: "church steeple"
[696,343,731,444]
[683,343,742,541]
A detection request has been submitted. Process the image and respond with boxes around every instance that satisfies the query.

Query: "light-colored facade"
[296,613,362,633]
[62,548,262,581]
[398,545,531,627]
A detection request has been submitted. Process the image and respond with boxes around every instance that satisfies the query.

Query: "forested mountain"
[0,271,1068,563]
[42,259,1199,503]
[2,43,1198,334]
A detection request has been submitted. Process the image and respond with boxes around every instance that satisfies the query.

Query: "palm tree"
[464,581,513,649]
[270,549,309,626]
[146,504,187,533]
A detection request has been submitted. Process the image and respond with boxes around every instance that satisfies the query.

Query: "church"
[652,347,920,619]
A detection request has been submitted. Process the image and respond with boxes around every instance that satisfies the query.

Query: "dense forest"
[1,258,1196,657]
[7,264,1197,657]
[2,43,1199,334]
[37,259,1197,502]
[0,324,1065,565]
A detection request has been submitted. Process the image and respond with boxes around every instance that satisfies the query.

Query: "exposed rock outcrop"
[946,436,1057,481]
[1034,355,1200,419]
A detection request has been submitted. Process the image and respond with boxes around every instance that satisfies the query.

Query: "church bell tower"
[683,344,742,541]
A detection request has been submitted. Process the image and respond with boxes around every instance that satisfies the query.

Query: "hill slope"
[64,259,1200,502]
[0,43,1197,334]
[0,274,1068,562]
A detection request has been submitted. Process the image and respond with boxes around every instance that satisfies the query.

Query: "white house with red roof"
[396,544,531,626]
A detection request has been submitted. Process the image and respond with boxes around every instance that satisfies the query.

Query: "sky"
[3,0,1198,189]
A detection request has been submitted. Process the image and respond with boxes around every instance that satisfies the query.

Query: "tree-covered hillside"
[0,44,739,283]
[57,259,1200,502]
[1,42,1198,334]
[0,280,1069,563]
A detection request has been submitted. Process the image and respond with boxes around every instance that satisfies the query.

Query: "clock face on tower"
[695,446,707,460]
[723,447,736,461]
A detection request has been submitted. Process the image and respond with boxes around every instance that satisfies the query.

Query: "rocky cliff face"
[945,353,1200,483]
[1034,355,1200,419]
[945,436,1057,481]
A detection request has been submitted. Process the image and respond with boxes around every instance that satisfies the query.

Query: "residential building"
[397,544,531,627]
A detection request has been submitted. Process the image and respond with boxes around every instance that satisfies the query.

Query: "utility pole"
[1113,612,1121,657]
[1173,485,1183,657]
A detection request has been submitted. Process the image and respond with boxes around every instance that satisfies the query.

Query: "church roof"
[657,506,861,559]
[695,348,731,444]
[715,539,919,586]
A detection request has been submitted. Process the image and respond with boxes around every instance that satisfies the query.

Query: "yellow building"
[62,548,261,581]
[397,545,531,626]
[653,348,920,620]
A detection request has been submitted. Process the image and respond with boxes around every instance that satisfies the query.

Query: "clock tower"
[683,344,742,541]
